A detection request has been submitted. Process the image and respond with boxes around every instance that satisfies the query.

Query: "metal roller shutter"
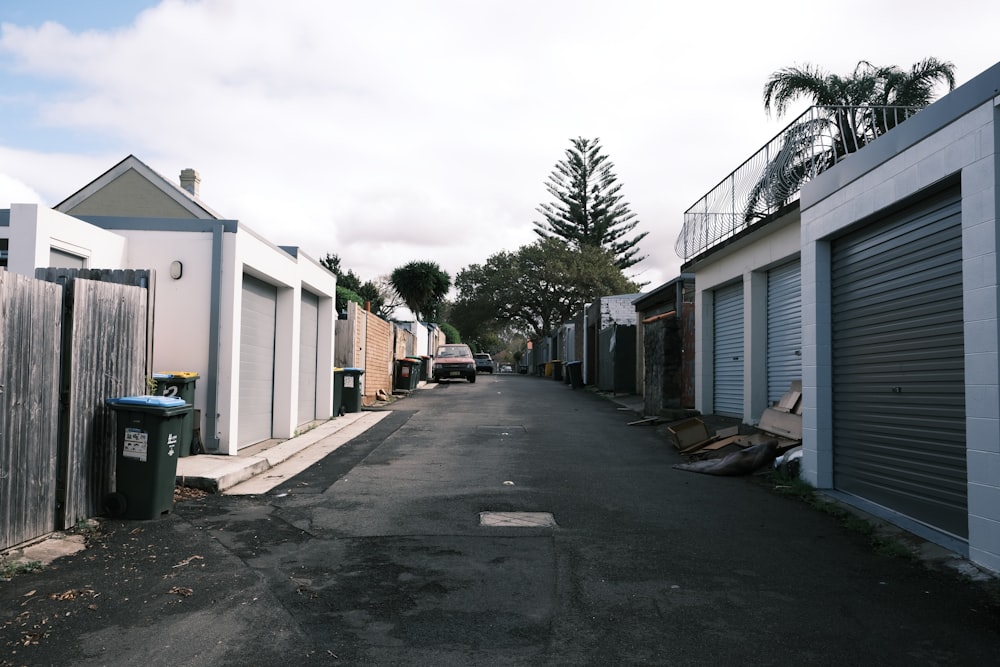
[713,282,744,416]
[766,261,802,405]
[239,274,277,448]
[298,290,319,426]
[831,186,966,538]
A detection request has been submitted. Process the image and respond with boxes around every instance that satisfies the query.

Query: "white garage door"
[239,274,277,448]
[766,261,802,405]
[298,290,319,427]
[713,282,744,417]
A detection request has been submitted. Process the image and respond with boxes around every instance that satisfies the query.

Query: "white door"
[298,291,319,426]
[238,275,277,448]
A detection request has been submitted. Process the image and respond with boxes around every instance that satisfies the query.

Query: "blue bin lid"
[106,395,187,408]
[343,367,365,374]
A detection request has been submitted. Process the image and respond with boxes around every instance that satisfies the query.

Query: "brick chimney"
[179,168,200,197]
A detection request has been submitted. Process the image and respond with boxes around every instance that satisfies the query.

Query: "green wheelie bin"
[333,367,346,416]
[106,395,191,520]
[396,357,421,391]
[342,368,365,413]
[152,371,199,456]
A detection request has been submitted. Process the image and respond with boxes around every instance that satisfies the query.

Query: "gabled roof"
[54,154,224,219]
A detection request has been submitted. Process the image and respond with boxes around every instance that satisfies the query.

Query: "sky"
[1,0,999,294]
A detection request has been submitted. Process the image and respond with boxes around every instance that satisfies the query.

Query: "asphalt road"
[3,374,999,666]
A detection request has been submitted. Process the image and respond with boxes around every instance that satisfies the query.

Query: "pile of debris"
[668,382,803,476]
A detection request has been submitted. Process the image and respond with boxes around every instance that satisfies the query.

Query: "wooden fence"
[0,272,63,551]
[1,269,149,551]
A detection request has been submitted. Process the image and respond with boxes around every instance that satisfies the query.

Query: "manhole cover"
[479,511,557,527]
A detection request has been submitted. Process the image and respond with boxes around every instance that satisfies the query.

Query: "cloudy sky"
[2,0,998,292]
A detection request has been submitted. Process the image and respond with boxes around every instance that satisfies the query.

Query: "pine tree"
[534,137,647,270]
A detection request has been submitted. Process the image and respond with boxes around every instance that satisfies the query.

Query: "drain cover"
[479,511,557,527]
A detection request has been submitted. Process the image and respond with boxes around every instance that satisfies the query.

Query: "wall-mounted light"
[169,260,183,280]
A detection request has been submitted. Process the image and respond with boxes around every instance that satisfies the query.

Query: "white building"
[1,155,338,455]
[678,62,1000,574]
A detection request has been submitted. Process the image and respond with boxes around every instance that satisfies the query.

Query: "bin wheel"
[338,405,346,417]
[103,492,128,518]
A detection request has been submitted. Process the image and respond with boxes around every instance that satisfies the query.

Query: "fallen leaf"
[173,555,205,568]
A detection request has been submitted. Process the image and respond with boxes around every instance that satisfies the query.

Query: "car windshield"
[437,346,471,358]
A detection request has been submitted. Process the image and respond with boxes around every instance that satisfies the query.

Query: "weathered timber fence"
[35,269,150,530]
[0,269,150,552]
[0,272,63,551]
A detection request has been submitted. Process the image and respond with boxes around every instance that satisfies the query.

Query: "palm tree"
[744,58,956,222]
[389,261,451,322]
[763,58,955,117]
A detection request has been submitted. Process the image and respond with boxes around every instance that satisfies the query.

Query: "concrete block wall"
[800,92,1000,573]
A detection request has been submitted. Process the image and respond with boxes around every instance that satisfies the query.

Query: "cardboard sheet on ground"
[668,381,803,457]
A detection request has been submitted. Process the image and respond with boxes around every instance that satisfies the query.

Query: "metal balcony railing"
[675,105,921,261]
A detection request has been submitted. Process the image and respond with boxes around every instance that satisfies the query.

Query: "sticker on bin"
[107,395,187,408]
[123,428,149,461]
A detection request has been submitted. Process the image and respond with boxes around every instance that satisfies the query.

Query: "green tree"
[320,253,362,292]
[455,238,638,339]
[390,261,451,321]
[336,285,364,312]
[746,58,956,222]
[534,137,647,270]
[763,58,956,118]
[321,254,406,319]
[438,322,462,343]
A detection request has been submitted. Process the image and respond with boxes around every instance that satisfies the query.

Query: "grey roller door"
[831,186,966,538]
[239,274,277,448]
[713,282,744,416]
[767,261,801,405]
[298,290,319,426]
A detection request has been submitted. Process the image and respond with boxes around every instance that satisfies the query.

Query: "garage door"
[831,186,966,538]
[239,274,277,448]
[713,282,744,417]
[766,261,801,405]
[298,290,319,426]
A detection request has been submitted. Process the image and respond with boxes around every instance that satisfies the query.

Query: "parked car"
[499,363,513,373]
[432,344,477,383]
[474,353,494,373]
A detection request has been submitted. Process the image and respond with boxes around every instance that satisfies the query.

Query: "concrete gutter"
[175,410,390,494]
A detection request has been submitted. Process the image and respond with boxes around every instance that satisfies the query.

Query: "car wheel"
[469,374,476,383]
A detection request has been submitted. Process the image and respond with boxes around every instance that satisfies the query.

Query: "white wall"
[398,321,429,356]
[690,214,800,422]
[111,229,215,441]
[599,294,641,329]
[6,204,127,275]
[213,226,338,454]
